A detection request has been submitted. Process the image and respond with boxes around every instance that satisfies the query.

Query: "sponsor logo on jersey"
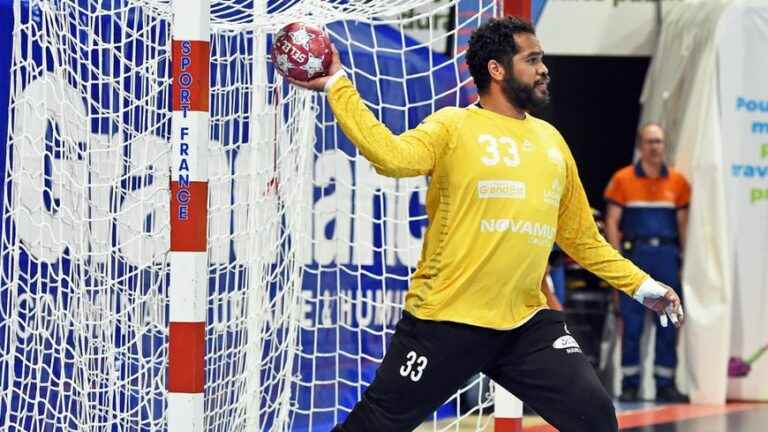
[479,219,555,240]
[522,140,535,152]
[552,335,582,354]
[544,178,563,207]
[547,147,564,167]
[477,180,526,199]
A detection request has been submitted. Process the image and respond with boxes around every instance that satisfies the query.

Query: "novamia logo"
[479,219,555,239]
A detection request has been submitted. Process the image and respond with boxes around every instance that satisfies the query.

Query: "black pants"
[332,310,617,432]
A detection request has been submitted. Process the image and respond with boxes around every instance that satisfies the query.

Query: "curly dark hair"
[465,16,536,93]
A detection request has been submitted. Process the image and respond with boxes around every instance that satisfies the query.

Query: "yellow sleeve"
[555,144,649,297]
[326,75,455,178]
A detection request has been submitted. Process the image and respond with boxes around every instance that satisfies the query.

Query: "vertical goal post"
[168,1,210,431]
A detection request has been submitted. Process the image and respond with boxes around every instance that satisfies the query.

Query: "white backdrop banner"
[717,2,768,401]
[537,0,668,56]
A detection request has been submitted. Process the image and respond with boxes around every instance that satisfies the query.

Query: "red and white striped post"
[504,0,532,20]
[492,2,527,428]
[494,383,524,432]
[168,1,209,431]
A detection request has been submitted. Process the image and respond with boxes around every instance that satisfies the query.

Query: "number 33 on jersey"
[399,351,428,382]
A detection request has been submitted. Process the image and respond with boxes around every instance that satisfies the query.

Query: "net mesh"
[0,0,499,430]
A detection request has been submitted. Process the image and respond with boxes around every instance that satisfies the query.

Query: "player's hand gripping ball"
[271,22,332,82]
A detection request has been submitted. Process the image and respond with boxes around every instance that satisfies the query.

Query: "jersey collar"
[469,103,532,124]
[634,161,669,178]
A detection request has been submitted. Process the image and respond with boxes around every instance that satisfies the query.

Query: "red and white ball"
[271,22,333,82]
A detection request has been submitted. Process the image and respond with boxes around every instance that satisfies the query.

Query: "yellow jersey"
[326,76,649,329]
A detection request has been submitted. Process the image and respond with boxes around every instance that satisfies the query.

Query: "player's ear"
[487,59,505,82]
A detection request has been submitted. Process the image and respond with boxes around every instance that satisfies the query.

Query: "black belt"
[622,237,677,250]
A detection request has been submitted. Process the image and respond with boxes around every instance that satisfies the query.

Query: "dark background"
[535,55,651,211]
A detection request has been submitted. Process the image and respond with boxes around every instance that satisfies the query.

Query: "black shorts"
[334,309,617,432]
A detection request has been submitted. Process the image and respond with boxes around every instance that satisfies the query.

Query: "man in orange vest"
[604,123,691,403]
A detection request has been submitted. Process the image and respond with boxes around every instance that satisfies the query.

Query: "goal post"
[168,1,210,431]
[0,0,527,431]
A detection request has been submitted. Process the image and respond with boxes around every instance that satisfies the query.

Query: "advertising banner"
[717,5,768,401]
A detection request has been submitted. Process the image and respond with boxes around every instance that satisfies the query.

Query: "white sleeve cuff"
[633,277,667,303]
[323,69,347,92]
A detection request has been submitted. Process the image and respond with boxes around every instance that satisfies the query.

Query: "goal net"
[0,0,500,431]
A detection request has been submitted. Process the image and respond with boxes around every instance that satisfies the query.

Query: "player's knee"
[580,390,617,432]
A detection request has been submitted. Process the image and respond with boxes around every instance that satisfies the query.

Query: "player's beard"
[502,73,550,112]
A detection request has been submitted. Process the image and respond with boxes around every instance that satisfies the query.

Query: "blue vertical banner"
[0,0,11,206]
[533,0,548,24]
[456,0,500,99]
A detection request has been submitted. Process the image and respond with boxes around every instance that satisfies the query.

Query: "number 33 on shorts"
[399,351,428,382]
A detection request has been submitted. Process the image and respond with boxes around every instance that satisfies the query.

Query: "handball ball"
[271,22,333,82]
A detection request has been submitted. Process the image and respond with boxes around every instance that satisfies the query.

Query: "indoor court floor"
[418,402,768,431]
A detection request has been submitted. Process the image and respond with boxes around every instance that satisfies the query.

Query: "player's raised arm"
[284,44,455,178]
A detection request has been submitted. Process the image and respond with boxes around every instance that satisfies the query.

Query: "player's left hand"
[642,282,684,328]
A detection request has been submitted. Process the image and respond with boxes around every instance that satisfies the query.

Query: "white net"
[0,0,499,431]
